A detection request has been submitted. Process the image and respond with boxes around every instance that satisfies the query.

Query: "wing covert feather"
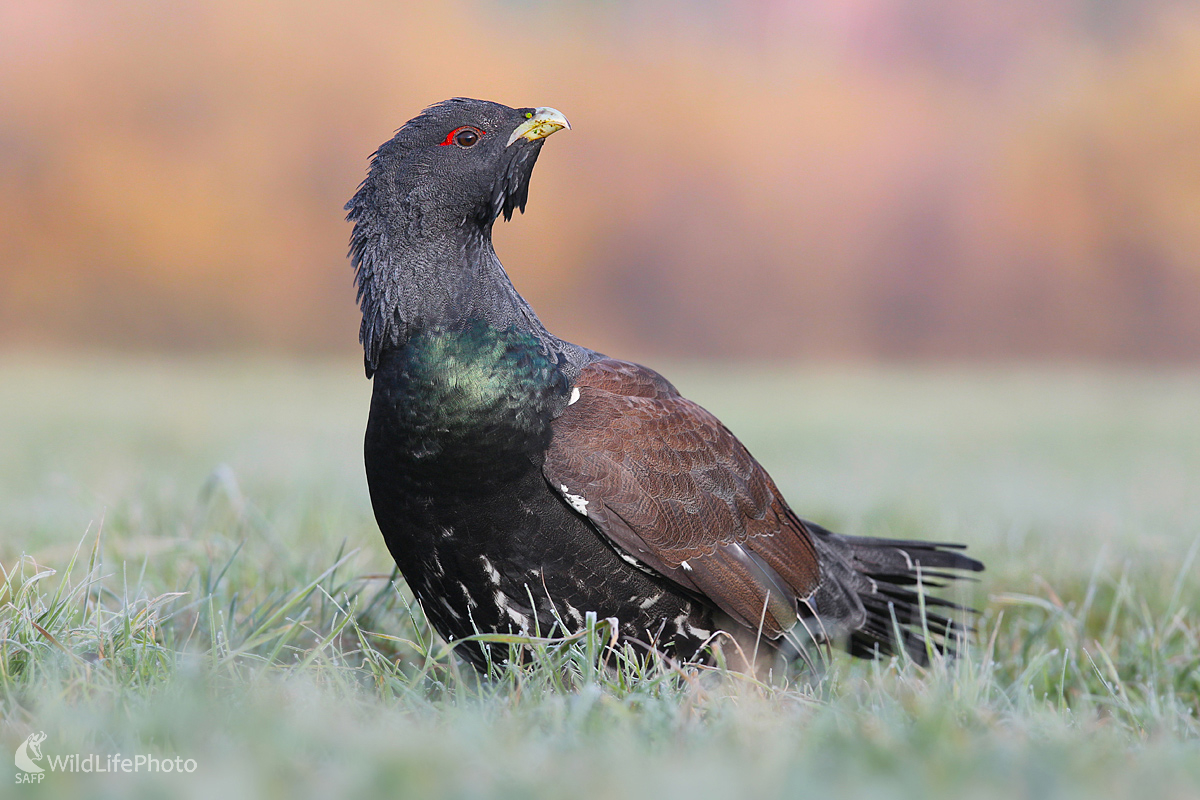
[544,358,822,635]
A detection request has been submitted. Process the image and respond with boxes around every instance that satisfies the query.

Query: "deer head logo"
[15,731,47,774]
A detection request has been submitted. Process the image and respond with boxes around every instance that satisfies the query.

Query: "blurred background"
[2,0,1199,362]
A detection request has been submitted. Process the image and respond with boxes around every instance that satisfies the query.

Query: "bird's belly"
[365,414,713,664]
[370,445,642,606]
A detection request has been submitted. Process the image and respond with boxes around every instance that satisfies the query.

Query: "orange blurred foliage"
[1,0,1198,360]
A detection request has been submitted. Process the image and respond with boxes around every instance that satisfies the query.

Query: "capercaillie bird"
[347,99,983,672]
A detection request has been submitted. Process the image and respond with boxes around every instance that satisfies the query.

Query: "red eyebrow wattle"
[439,126,485,146]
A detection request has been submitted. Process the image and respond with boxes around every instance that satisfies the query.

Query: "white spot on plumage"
[480,556,501,586]
[494,590,510,613]
[616,550,643,568]
[438,597,461,620]
[489,589,531,634]
[638,593,662,610]
[568,387,581,405]
[505,606,532,634]
[559,485,589,516]
[680,560,693,572]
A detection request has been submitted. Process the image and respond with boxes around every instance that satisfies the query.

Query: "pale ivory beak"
[506,108,571,147]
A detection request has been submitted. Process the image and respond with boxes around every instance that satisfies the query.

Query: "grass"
[1,353,1197,799]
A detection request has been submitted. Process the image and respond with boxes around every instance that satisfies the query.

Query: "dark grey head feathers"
[345,99,564,375]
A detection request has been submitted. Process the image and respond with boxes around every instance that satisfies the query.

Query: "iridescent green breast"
[381,321,570,463]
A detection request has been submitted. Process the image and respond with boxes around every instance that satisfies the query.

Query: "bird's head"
[349,98,569,232]
[346,99,570,374]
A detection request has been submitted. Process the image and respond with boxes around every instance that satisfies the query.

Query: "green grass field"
[2,354,1197,799]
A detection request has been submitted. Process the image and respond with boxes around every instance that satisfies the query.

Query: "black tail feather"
[804,521,984,665]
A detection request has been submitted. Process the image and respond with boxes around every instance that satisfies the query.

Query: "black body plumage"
[348,99,983,670]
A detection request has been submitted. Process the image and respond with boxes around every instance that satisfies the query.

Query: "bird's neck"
[351,216,572,377]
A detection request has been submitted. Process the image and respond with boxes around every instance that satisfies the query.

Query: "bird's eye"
[439,126,484,148]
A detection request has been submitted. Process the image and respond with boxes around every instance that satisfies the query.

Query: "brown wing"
[544,358,821,636]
